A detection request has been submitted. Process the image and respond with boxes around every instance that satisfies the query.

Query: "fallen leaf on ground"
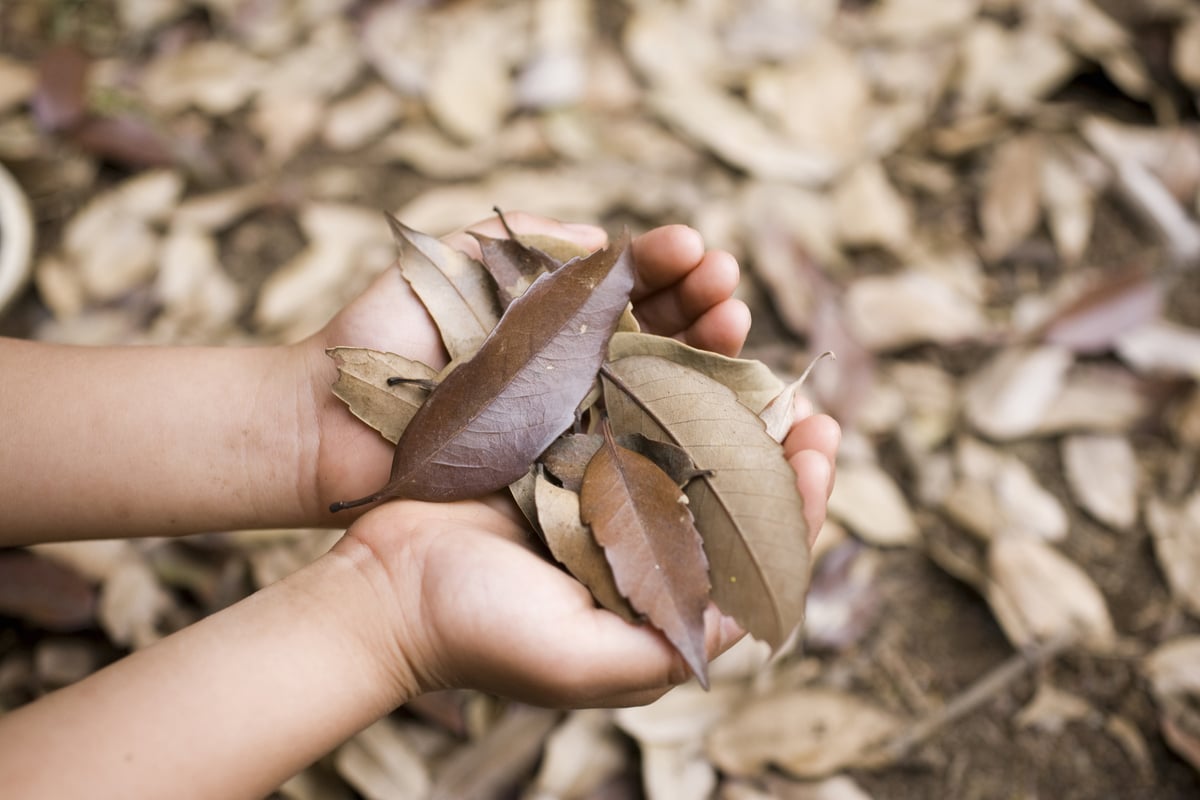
[334,717,431,800]
[964,345,1074,440]
[827,461,919,547]
[1143,636,1200,772]
[1061,434,1139,531]
[1145,493,1200,618]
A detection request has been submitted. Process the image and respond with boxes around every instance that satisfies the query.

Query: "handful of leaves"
[329,214,817,687]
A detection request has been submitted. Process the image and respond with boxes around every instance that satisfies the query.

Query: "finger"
[783,413,841,469]
[675,298,751,357]
[633,249,740,337]
[443,211,608,259]
[630,225,705,300]
[791,449,832,547]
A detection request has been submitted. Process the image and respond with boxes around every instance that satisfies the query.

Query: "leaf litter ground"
[4,1,1200,798]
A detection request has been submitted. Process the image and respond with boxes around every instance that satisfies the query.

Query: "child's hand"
[297,213,754,522]
[338,401,839,707]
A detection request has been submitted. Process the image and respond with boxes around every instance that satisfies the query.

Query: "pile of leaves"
[327,215,813,686]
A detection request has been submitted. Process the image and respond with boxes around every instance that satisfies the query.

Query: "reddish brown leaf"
[0,550,96,631]
[33,43,89,132]
[71,114,174,167]
[543,432,702,493]
[332,233,635,508]
[1039,268,1163,353]
[472,231,563,306]
[580,421,712,687]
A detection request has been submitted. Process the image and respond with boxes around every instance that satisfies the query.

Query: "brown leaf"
[534,472,637,623]
[980,134,1043,261]
[328,347,438,444]
[70,114,175,168]
[602,355,809,649]
[580,420,712,687]
[471,229,563,306]
[33,43,89,132]
[1039,269,1163,354]
[389,213,502,362]
[430,705,560,800]
[332,233,634,508]
[759,351,835,443]
[543,432,703,493]
[0,550,96,631]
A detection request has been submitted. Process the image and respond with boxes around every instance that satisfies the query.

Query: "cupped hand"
[341,401,840,708]
[299,213,752,521]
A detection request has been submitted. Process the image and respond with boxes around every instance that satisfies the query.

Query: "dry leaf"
[964,345,1074,440]
[986,535,1116,651]
[608,332,783,414]
[430,705,560,800]
[334,717,431,800]
[534,473,637,622]
[980,134,1043,261]
[334,234,634,508]
[843,269,987,351]
[0,54,36,115]
[1143,636,1200,772]
[640,743,717,800]
[0,550,95,631]
[98,558,171,649]
[390,214,503,361]
[141,41,265,114]
[832,161,912,253]
[327,348,438,445]
[827,461,919,547]
[1040,146,1096,264]
[1016,683,1094,733]
[602,355,809,649]
[1035,363,1149,435]
[1145,493,1200,618]
[580,421,712,687]
[1116,320,1200,379]
[804,540,883,653]
[1040,270,1163,354]
[427,15,513,143]
[706,688,903,778]
[1061,434,1139,531]
[472,229,563,306]
[530,710,626,800]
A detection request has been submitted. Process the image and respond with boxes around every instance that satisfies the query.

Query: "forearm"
[0,337,318,544]
[0,537,412,800]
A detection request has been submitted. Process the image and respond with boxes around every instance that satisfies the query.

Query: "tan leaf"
[1062,434,1139,531]
[1143,637,1200,772]
[979,134,1043,261]
[1116,320,1200,379]
[608,332,783,414]
[833,161,912,253]
[706,688,903,778]
[827,461,919,547]
[602,355,809,649]
[1145,493,1200,618]
[843,269,987,352]
[334,718,431,800]
[327,347,437,444]
[430,705,560,800]
[389,214,502,362]
[1040,146,1096,264]
[534,473,637,623]
[530,710,626,800]
[964,345,1073,440]
[986,535,1115,651]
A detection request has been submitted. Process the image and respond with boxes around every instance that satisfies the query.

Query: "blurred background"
[2,0,1200,797]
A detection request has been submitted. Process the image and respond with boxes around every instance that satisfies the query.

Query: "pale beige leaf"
[322,83,404,152]
[832,161,912,252]
[530,710,625,800]
[534,474,638,622]
[327,347,437,444]
[942,437,1067,542]
[1062,434,1139,531]
[980,134,1043,261]
[335,718,431,800]
[1146,493,1200,617]
[957,21,1076,114]
[1040,147,1095,264]
[1035,363,1149,435]
[98,558,171,649]
[608,332,783,414]
[843,269,987,351]
[1143,636,1200,772]
[706,688,903,778]
[141,41,266,114]
[156,226,242,330]
[641,743,717,800]
[427,17,513,143]
[864,0,979,41]
[964,345,1073,440]
[603,355,809,648]
[827,461,919,547]
[430,705,559,800]
[1116,320,1200,379]
[986,536,1116,651]
[0,55,36,114]
[1174,16,1200,89]
[616,682,745,747]
[646,79,837,185]
[1015,684,1094,733]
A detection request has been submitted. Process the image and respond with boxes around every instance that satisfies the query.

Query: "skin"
[0,213,841,799]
